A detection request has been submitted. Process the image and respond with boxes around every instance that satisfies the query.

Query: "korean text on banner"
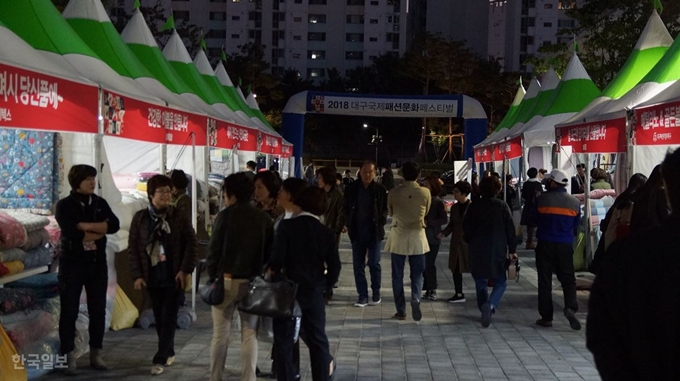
[0,63,98,133]
[212,118,257,151]
[281,145,292,159]
[103,90,206,145]
[556,118,627,153]
[308,93,459,118]
[634,101,680,145]
[475,146,493,163]
[493,136,522,160]
[259,132,282,155]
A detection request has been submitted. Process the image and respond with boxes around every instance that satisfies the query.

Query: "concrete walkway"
[38,233,599,381]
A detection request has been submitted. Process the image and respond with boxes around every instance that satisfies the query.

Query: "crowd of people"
[54,147,679,380]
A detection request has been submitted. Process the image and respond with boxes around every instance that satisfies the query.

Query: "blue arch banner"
[283,91,488,177]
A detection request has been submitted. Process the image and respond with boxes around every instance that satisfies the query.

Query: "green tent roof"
[495,83,525,131]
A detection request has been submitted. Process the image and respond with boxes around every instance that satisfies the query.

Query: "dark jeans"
[536,241,578,320]
[423,243,440,291]
[273,288,332,381]
[59,260,108,354]
[474,275,507,311]
[351,239,382,299]
[147,286,182,365]
[390,254,425,315]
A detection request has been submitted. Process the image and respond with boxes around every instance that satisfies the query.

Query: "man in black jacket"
[207,173,274,381]
[55,165,120,375]
[587,148,680,381]
[344,161,388,307]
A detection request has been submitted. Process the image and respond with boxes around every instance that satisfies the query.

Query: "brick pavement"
[37,233,600,381]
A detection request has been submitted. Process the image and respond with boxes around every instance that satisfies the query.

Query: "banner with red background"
[493,135,523,160]
[474,145,493,163]
[259,130,282,155]
[633,101,680,145]
[556,118,627,153]
[0,63,98,133]
[210,118,257,151]
[281,144,292,158]
[102,90,206,145]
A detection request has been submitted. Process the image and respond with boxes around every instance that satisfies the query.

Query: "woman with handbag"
[128,175,198,376]
[268,187,341,381]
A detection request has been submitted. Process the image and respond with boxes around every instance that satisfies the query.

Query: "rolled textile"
[0,248,26,263]
[4,310,56,353]
[0,212,28,250]
[0,289,36,315]
[0,261,24,277]
[0,210,49,233]
[21,246,52,269]
[4,273,59,299]
[19,229,50,251]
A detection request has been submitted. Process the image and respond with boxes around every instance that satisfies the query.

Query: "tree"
[319,67,346,92]
[564,0,680,88]
[225,42,279,109]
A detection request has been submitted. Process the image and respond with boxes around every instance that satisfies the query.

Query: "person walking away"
[207,173,274,381]
[521,168,544,249]
[421,176,448,301]
[343,161,388,307]
[269,187,341,381]
[384,162,431,321]
[629,164,670,233]
[586,148,680,381]
[245,160,257,180]
[440,181,472,303]
[56,165,120,375]
[462,176,517,328]
[304,161,316,185]
[382,167,395,191]
[533,169,582,330]
[128,175,198,376]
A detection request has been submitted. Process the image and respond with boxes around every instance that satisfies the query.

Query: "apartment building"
[109,0,408,80]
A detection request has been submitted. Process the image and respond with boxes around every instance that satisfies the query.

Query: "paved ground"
[39,230,599,381]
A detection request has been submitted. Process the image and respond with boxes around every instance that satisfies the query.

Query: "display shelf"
[0,266,49,286]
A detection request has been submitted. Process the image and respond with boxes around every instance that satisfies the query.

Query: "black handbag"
[238,275,301,318]
[200,213,229,306]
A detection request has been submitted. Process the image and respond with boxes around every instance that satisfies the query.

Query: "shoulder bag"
[200,212,229,305]
[239,274,301,319]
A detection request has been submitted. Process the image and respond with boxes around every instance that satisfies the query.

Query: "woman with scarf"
[128,175,198,376]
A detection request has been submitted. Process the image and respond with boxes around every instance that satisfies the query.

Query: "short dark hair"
[527,167,538,179]
[453,180,472,196]
[662,148,680,212]
[169,169,189,190]
[68,164,97,190]
[344,169,352,175]
[360,160,376,171]
[335,173,343,182]
[254,171,281,199]
[576,164,585,169]
[423,176,442,197]
[223,172,254,202]
[282,178,308,200]
[246,160,257,170]
[293,186,327,216]
[147,174,172,199]
[317,166,336,186]
[479,176,502,198]
[401,162,420,181]
[592,168,608,181]
[539,168,548,174]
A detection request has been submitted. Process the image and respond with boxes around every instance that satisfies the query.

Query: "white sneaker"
[165,356,175,367]
[151,365,164,375]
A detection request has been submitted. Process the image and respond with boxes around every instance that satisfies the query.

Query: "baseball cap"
[548,169,569,185]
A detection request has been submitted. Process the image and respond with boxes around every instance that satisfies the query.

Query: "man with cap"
[55,164,120,375]
[533,169,582,330]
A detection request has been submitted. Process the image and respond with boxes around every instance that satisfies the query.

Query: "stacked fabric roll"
[0,211,54,275]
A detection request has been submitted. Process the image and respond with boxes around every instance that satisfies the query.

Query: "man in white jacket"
[384,162,431,321]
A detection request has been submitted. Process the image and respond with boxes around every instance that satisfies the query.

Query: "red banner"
[211,118,257,151]
[103,90,206,145]
[281,144,293,158]
[474,145,493,163]
[493,136,523,160]
[260,130,282,155]
[0,63,98,133]
[633,101,680,145]
[557,118,627,153]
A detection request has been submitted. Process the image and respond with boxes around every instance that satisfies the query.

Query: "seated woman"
[269,187,341,381]
[591,168,612,190]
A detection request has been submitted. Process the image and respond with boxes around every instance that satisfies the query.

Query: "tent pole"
[159,144,167,174]
[204,140,210,236]
[583,153,592,268]
[191,132,197,321]
[94,88,104,196]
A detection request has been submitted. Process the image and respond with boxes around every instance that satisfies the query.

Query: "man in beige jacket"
[384,162,431,321]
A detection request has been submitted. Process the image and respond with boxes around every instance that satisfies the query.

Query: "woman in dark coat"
[421,176,448,301]
[630,165,671,233]
[521,167,544,249]
[269,187,341,381]
[463,176,517,328]
[128,175,198,376]
[440,181,472,303]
